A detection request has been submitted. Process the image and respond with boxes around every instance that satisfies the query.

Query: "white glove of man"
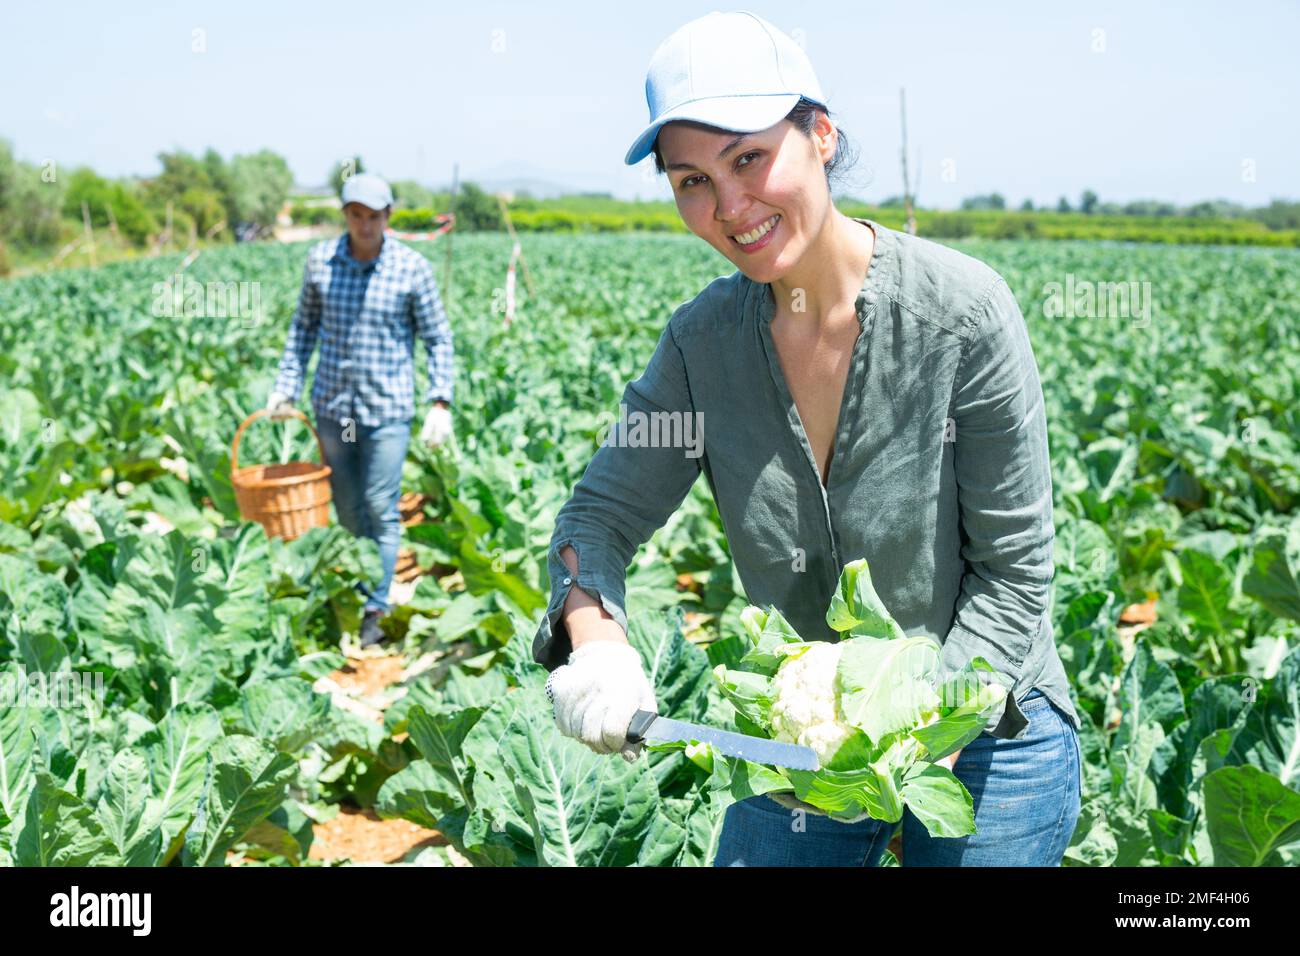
[545,641,657,762]
[266,391,296,421]
[419,403,453,447]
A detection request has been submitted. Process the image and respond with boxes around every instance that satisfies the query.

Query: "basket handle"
[231,408,328,474]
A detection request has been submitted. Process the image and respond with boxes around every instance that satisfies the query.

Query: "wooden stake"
[81,200,96,267]
[443,162,459,303]
[900,88,918,236]
[496,194,535,296]
[49,237,85,270]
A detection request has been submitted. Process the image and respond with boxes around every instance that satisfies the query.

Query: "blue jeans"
[316,416,411,614]
[712,688,1082,866]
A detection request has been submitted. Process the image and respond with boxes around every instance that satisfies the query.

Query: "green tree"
[960,192,1005,211]
[229,150,293,234]
[1079,189,1099,214]
[147,151,214,202]
[1252,199,1300,230]
[1185,199,1245,218]
[1056,196,1072,213]
[1123,199,1177,217]
[453,181,503,231]
[391,179,435,209]
[0,139,65,246]
[1019,198,1035,212]
[62,167,156,244]
[330,156,365,198]
[177,186,226,236]
[141,150,229,239]
[201,148,235,237]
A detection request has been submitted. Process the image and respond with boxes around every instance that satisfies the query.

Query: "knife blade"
[625,709,819,771]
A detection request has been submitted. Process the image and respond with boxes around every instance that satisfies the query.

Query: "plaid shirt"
[273,233,454,427]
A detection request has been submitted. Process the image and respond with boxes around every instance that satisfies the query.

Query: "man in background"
[268,172,454,647]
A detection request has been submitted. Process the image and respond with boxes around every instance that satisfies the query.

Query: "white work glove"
[266,391,295,420]
[419,403,453,447]
[545,641,657,762]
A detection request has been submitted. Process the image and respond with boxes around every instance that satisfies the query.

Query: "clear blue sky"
[2,0,1296,207]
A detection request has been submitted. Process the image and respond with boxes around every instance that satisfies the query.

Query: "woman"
[537,11,1082,866]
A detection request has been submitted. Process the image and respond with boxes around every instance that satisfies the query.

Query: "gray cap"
[340,172,394,210]
[625,11,827,166]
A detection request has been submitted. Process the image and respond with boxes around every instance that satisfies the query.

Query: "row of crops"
[1,233,1298,865]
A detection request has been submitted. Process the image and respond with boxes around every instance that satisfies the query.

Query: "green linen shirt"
[532,218,1080,740]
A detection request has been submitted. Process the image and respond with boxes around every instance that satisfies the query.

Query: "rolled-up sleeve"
[941,276,1055,739]
[533,317,703,671]
[272,257,322,401]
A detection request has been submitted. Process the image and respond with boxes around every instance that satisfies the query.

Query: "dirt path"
[309,651,469,866]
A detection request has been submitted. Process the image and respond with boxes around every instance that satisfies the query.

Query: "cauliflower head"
[767,642,856,768]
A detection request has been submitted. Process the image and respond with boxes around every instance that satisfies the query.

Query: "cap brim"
[623,92,802,166]
[342,199,392,211]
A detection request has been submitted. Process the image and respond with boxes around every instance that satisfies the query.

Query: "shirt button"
[562,577,572,585]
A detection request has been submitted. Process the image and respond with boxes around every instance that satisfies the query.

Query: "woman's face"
[658,112,836,283]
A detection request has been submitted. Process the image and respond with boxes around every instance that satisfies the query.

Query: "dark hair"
[651,96,856,187]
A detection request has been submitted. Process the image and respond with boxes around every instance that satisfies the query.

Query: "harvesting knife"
[625,710,819,770]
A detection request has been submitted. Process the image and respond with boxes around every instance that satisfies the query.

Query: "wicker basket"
[230,408,332,541]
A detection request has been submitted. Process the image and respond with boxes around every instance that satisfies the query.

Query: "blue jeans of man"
[712,688,1083,866]
[316,416,411,614]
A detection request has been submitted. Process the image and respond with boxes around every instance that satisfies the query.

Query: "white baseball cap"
[340,172,394,210]
[624,10,828,166]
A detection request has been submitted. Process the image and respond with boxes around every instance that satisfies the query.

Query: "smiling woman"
[535,9,1081,868]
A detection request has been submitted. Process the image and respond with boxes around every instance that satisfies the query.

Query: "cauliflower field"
[1,233,1298,865]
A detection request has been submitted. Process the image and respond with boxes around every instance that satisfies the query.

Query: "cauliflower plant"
[767,642,856,768]
[707,559,1009,837]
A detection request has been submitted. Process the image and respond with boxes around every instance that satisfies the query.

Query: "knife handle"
[626,709,657,743]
